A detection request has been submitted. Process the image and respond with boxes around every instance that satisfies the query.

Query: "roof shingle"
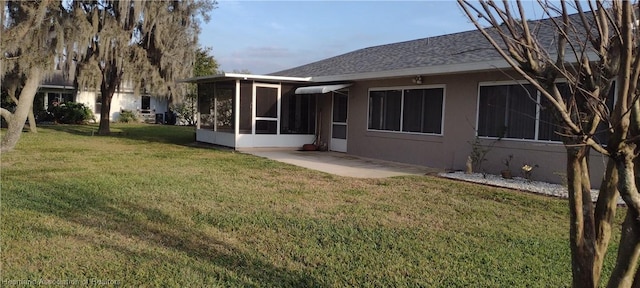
[271,14,579,79]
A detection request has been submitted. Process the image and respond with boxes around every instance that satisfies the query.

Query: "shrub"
[49,102,95,124]
[118,110,138,123]
[172,102,195,125]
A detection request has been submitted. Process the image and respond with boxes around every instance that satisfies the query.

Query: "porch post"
[234,79,240,138]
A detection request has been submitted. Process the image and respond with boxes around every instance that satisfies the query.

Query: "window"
[477,82,614,143]
[368,87,443,134]
[62,93,74,103]
[281,91,316,135]
[478,84,537,139]
[332,93,348,139]
[141,95,151,113]
[95,93,102,114]
[403,88,444,134]
[47,93,61,107]
[239,82,252,134]
[368,90,401,131]
[255,85,279,134]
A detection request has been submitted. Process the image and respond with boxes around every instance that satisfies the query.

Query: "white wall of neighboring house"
[76,90,168,122]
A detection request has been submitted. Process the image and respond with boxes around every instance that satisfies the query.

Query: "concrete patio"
[244,150,441,178]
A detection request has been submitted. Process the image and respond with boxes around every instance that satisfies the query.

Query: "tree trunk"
[97,63,121,136]
[27,103,37,133]
[97,91,113,135]
[0,68,43,153]
[607,212,640,288]
[594,160,620,283]
[607,146,640,288]
[567,146,597,287]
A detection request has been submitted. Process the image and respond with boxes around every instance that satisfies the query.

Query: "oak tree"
[1,0,73,152]
[71,0,213,134]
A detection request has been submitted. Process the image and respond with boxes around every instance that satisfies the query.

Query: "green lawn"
[0,124,621,287]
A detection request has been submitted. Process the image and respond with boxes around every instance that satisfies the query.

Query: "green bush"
[118,110,138,123]
[172,102,195,125]
[49,102,95,124]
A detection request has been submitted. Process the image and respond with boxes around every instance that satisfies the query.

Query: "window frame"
[476,80,616,143]
[252,82,281,135]
[366,85,446,136]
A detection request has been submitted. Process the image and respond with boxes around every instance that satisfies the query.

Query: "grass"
[0,124,623,287]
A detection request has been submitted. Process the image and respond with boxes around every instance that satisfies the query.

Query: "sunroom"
[186,73,324,150]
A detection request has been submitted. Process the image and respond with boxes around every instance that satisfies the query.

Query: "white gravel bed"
[438,171,625,205]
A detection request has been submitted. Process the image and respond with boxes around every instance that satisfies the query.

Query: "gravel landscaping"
[439,171,625,205]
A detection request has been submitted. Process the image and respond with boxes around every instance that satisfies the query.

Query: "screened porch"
[192,74,318,149]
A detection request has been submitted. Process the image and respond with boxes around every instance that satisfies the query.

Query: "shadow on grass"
[6,182,324,287]
[40,123,198,147]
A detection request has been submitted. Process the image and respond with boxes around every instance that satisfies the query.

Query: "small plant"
[553,171,568,188]
[503,154,513,169]
[521,163,539,181]
[469,136,491,173]
[501,154,514,179]
[119,110,138,123]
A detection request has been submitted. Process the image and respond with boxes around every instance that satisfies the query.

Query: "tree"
[175,46,218,125]
[1,1,73,152]
[458,1,639,286]
[71,0,214,135]
[194,46,219,77]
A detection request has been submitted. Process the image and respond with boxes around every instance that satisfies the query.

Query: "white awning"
[295,84,352,94]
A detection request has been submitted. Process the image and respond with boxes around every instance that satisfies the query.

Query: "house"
[185,14,612,186]
[34,71,169,123]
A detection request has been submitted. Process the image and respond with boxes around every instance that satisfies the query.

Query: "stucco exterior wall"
[76,91,168,122]
[337,71,607,186]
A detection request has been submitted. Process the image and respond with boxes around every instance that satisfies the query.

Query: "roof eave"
[310,59,512,82]
[179,72,312,83]
[309,51,598,82]
[39,85,76,90]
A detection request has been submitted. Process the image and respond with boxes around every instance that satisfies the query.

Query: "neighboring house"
[35,72,169,123]
[184,14,613,186]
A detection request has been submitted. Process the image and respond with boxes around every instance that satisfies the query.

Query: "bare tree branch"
[0,108,13,122]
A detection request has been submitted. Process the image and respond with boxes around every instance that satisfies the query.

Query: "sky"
[198,0,553,75]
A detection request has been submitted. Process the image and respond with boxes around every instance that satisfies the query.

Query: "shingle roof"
[270,14,574,79]
[41,70,74,88]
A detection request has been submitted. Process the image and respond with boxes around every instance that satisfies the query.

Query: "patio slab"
[245,150,441,178]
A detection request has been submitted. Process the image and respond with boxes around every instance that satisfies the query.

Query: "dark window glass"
[256,87,277,118]
[368,90,401,131]
[506,85,537,139]
[402,89,424,133]
[255,120,277,134]
[593,82,615,145]
[423,88,444,134]
[537,82,615,143]
[369,88,443,134]
[239,82,252,134]
[62,93,74,103]
[333,93,348,123]
[332,124,347,139]
[281,90,316,135]
[95,93,102,114]
[478,86,507,138]
[141,95,151,113]
[402,88,443,134]
[478,84,536,139]
[538,83,569,141]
